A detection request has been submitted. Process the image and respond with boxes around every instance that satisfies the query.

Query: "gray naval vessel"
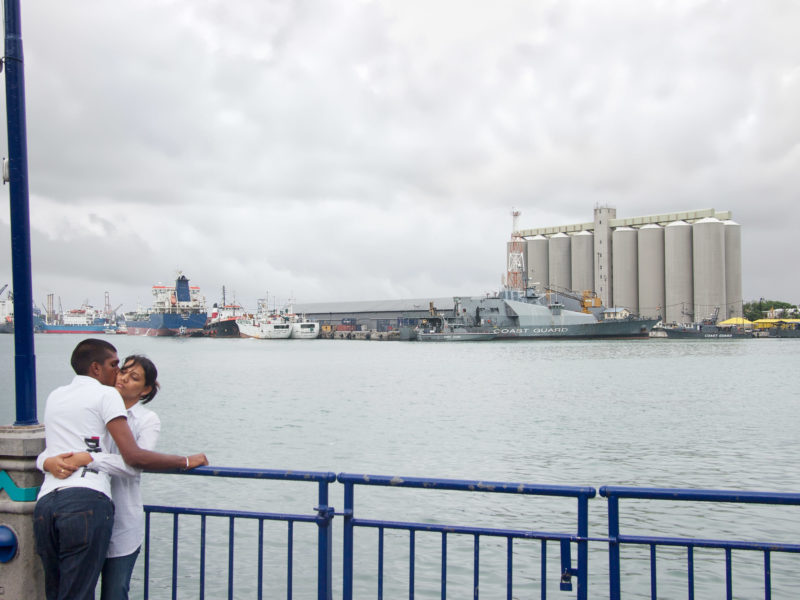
[416,287,658,341]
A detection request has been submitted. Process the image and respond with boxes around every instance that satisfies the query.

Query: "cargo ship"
[36,301,115,334]
[125,273,207,336]
[415,288,658,341]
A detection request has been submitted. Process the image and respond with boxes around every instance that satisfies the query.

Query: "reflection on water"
[2,335,798,598]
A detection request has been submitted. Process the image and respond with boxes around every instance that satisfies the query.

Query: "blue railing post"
[577,494,589,600]
[316,480,334,600]
[3,0,37,426]
[607,493,621,600]
[342,481,354,600]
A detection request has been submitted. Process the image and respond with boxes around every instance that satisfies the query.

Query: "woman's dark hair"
[121,354,160,404]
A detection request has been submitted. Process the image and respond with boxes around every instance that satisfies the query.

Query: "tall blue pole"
[4,0,37,425]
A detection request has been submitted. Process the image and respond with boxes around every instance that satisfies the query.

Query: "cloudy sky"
[1,0,798,314]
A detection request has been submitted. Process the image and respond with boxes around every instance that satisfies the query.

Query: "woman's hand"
[186,453,209,469]
[63,452,93,468]
[43,452,89,479]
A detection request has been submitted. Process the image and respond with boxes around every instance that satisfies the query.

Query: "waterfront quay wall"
[320,328,402,340]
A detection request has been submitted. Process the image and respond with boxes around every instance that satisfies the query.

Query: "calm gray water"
[2,335,799,598]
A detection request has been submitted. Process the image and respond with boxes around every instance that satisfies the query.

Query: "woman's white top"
[92,402,161,557]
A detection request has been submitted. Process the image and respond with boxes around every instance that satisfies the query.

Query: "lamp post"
[2,1,46,596]
[4,0,36,425]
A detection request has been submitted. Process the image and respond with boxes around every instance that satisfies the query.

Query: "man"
[33,338,208,600]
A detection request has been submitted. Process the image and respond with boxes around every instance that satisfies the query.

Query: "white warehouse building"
[512,207,743,324]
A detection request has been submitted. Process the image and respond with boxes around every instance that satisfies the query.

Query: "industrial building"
[509,207,743,324]
[293,298,455,333]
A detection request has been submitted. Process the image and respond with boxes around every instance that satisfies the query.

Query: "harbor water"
[2,335,799,598]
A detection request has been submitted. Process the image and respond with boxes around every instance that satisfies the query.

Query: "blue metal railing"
[141,470,800,600]
[338,473,596,600]
[600,486,800,600]
[143,466,336,600]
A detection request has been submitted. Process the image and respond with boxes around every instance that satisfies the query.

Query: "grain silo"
[514,208,739,325]
[611,226,638,313]
[664,220,694,324]
[526,235,549,292]
[571,231,594,293]
[548,232,571,292]
[692,217,726,322]
[724,220,743,319]
[637,224,665,319]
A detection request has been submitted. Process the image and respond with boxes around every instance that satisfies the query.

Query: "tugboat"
[125,272,207,336]
[203,287,243,338]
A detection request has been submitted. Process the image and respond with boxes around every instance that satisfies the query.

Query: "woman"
[40,355,164,600]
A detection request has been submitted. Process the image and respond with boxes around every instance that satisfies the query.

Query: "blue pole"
[608,495,620,600]
[342,482,353,600]
[3,0,37,425]
[316,480,333,600]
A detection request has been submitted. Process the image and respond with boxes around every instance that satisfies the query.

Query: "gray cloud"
[1,0,799,312]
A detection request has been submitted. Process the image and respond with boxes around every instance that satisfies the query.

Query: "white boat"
[237,315,292,339]
[284,302,320,339]
[236,297,292,339]
[290,319,320,339]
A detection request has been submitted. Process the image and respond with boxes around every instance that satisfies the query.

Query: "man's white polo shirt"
[37,375,127,500]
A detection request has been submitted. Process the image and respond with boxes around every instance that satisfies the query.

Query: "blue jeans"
[100,547,140,600]
[34,487,115,600]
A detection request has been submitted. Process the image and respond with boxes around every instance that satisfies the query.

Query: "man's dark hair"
[70,338,117,375]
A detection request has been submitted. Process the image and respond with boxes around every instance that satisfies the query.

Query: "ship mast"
[506,208,526,293]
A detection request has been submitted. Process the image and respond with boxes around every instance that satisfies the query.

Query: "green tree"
[743,299,797,321]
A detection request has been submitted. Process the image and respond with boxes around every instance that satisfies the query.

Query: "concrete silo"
[724,220,743,319]
[637,224,665,319]
[571,231,594,294]
[611,227,638,313]
[665,221,694,324]
[692,217,726,323]
[526,235,549,293]
[548,233,571,292]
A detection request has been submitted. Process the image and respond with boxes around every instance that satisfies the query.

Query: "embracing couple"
[34,338,209,600]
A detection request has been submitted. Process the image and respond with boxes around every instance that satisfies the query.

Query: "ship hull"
[660,328,753,339]
[770,329,800,338]
[203,319,240,338]
[418,331,497,341]
[419,321,655,340]
[37,324,109,334]
[238,320,292,339]
[290,322,320,339]
[126,312,206,336]
[485,320,656,340]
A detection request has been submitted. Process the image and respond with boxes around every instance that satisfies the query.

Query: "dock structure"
[293,297,456,336]
[510,207,743,325]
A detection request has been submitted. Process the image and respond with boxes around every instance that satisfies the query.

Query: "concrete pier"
[0,425,45,599]
[320,329,402,340]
